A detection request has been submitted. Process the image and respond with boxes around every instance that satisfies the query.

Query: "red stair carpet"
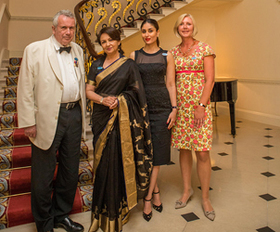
[0,58,93,229]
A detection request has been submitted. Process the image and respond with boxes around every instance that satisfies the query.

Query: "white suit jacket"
[17,36,86,150]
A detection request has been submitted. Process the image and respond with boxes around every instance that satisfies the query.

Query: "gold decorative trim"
[93,108,117,179]
[0,192,30,199]
[89,203,129,232]
[0,144,30,150]
[136,0,144,12]
[95,57,128,87]
[95,7,108,36]
[85,12,94,32]
[87,80,96,86]
[118,95,137,209]
[123,0,135,19]
[109,1,122,26]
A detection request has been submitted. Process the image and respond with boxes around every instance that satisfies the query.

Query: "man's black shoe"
[54,217,84,232]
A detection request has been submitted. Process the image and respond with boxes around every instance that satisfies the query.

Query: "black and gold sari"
[87,55,153,232]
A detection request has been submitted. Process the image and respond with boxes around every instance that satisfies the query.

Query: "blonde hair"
[173,13,198,38]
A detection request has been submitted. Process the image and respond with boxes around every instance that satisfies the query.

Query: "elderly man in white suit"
[17,10,86,232]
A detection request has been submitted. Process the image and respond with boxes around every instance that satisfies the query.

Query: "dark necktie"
[59,46,71,53]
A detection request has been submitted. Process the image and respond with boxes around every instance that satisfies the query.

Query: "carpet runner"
[0,58,93,229]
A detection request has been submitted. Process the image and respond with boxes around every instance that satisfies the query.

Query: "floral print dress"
[170,42,215,151]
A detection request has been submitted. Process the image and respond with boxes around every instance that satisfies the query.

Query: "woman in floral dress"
[170,13,216,221]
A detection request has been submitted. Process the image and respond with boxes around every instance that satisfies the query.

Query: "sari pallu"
[88,56,153,232]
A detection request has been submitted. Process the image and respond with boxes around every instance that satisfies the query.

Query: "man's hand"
[24,125,37,138]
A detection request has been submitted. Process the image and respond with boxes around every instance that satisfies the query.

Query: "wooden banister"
[74,0,100,59]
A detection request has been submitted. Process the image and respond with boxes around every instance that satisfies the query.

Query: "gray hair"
[53,10,75,28]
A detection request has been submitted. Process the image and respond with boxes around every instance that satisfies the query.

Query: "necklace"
[179,39,196,56]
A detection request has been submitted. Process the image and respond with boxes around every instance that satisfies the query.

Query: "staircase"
[75,0,193,67]
[95,0,191,53]
[0,58,93,229]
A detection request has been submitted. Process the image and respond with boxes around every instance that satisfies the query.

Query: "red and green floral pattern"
[170,42,215,151]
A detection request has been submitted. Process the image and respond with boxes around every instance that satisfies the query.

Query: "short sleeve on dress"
[170,46,178,57]
[203,44,216,58]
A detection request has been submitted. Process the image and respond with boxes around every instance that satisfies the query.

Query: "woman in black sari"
[86,27,153,232]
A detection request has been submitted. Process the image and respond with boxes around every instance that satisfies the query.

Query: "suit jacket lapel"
[47,38,63,84]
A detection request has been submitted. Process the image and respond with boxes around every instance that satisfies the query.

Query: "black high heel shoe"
[152,191,163,213]
[143,197,152,222]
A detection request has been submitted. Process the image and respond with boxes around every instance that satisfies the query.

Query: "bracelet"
[172,106,177,109]
[198,102,206,107]
[100,97,104,105]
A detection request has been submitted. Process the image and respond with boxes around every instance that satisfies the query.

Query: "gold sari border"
[89,204,129,232]
[93,108,118,181]
[118,95,137,210]
[87,79,96,86]
[95,57,129,88]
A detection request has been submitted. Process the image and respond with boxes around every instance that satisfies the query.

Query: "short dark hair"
[97,27,124,55]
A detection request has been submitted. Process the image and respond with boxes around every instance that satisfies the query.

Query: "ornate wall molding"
[10,16,53,21]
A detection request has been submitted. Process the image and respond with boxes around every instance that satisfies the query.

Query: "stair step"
[1,59,9,66]
[147,13,165,21]
[0,160,93,195]
[0,146,31,169]
[159,7,176,16]
[121,27,139,37]
[0,68,8,80]
[0,185,93,228]
[134,20,143,29]
[0,128,30,147]
[0,141,89,169]
[171,0,188,9]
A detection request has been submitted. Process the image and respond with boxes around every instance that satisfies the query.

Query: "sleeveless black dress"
[135,48,171,165]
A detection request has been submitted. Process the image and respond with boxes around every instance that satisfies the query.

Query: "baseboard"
[216,104,280,127]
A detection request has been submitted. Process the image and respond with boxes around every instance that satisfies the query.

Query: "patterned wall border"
[10,16,52,21]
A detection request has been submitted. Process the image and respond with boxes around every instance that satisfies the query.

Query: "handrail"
[74,0,100,59]
[74,0,185,71]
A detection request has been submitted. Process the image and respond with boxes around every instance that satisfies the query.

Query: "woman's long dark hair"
[97,26,124,55]
[140,18,160,47]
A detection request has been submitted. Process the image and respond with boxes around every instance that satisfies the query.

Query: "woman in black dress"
[130,19,177,221]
